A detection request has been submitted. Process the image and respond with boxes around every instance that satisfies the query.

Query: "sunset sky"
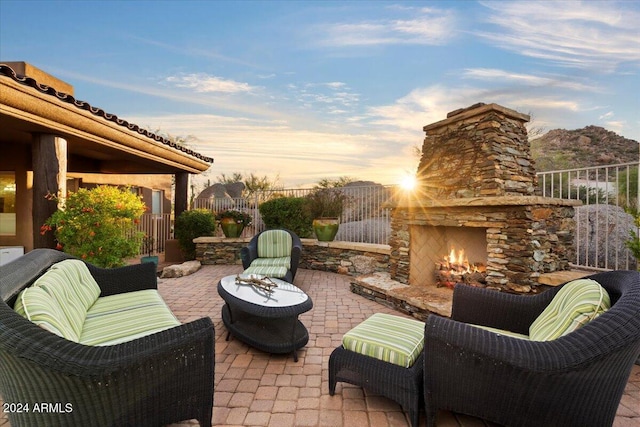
[1,1,638,188]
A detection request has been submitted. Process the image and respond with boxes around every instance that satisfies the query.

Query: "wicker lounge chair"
[423,270,640,427]
[240,229,302,283]
[0,249,215,427]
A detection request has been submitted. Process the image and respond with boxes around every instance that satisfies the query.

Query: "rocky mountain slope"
[530,125,639,172]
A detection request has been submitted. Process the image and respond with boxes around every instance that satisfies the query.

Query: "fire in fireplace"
[435,247,487,289]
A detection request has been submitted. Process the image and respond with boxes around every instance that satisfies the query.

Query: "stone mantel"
[388,195,582,209]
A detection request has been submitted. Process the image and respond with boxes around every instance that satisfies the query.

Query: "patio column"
[32,134,67,249]
[175,172,188,219]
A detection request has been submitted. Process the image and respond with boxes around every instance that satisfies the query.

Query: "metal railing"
[193,185,396,245]
[136,213,173,254]
[537,161,639,270]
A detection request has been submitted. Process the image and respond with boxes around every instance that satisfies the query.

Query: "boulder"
[574,204,637,270]
[161,260,202,278]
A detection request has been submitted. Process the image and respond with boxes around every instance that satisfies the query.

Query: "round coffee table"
[217,275,313,361]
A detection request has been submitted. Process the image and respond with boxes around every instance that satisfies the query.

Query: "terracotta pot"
[220,218,245,238]
[313,217,340,241]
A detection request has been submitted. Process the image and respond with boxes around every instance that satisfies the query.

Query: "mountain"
[530,125,639,172]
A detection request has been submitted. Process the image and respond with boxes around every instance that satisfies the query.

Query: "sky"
[1,0,639,188]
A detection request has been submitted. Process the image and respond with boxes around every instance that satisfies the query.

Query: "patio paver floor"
[161,265,639,427]
[1,264,639,426]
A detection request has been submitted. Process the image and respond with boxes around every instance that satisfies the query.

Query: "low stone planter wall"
[193,236,390,276]
[299,239,390,275]
[194,237,249,265]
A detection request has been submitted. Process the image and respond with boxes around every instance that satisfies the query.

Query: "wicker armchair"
[423,270,640,427]
[240,229,302,283]
[0,249,214,427]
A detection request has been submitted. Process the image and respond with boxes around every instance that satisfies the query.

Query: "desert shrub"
[259,197,313,237]
[626,211,640,270]
[174,209,217,260]
[43,186,146,268]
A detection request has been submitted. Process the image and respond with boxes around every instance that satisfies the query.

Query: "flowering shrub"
[215,209,252,226]
[43,186,146,268]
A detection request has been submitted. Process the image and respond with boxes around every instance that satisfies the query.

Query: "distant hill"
[530,125,639,172]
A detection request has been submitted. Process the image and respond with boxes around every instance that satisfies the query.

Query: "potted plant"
[216,209,253,238]
[306,188,346,241]
[140,235,158,266]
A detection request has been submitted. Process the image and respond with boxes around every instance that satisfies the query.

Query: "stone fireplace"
[388,103,580,293]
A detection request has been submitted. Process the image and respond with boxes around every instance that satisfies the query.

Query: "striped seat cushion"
[243,265,288,279]
[469,324,530,340]
[529,278,610,341]
[249,256,291,268]
[14,286,80,341]
[342,313,425,368]
[30,259,101,337]
[257,230,292,258]
[80,289,180,346]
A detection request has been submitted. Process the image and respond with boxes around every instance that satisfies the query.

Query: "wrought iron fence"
[193,185,396,244]
[537,161,639,270]
[136,213,173,255]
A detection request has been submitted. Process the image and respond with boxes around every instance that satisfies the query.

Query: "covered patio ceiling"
[0,62,213,175]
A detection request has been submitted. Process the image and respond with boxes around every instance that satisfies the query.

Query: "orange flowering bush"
[43,186,146,267]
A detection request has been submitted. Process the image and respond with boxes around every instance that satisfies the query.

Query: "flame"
[443,247,472,273]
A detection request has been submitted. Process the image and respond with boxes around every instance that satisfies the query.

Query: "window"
[151,190,163,215]
[0,172,16,236]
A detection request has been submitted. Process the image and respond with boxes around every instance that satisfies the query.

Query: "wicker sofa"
[0,249,215,427]
[423,270,640,427]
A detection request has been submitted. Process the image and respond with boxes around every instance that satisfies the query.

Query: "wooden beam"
[175,172,188,219]
[32,134,66,249]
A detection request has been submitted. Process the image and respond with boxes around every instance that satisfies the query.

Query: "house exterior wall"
[0,142,174,252]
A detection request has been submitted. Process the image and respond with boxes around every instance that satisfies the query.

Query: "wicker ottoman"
[328,313,425,427]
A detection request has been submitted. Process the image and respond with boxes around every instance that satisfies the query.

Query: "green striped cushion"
[80,289,180,346]
[342,313,425,368]
[14,286,80,341]
[31,260,101,337]
[470,324,530,340]
[243,265,288,279]
[529,278,610,341]
[250,256,291,268]
[257,230,292,258]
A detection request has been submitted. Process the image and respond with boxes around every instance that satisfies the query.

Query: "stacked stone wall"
[194,237,390,276]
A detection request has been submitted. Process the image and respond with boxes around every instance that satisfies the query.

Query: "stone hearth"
[388,103,580,293]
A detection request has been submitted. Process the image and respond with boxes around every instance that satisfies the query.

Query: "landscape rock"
[575,204,637,270]
[350,255,378,274]
[161,260,202,278]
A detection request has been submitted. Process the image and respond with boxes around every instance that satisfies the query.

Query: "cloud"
[477,0,640,72]
[165,73,257,94]
[462,68,598,92]
[126,113,418,187]
[315,7,457,47]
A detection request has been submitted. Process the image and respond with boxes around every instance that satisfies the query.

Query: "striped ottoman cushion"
[342,313,425,368]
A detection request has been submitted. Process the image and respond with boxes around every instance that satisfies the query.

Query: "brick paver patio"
[160,265,639,427]
[1,264,638,426]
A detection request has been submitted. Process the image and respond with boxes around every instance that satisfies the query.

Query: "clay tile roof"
[0,64,214,164]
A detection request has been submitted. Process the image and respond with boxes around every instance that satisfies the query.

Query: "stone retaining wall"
[193,236,390,276]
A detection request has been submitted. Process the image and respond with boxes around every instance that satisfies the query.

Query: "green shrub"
[175,209,217,260]
[626,211,640,270]
[259,197,313,237]
[43,186,146,268]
